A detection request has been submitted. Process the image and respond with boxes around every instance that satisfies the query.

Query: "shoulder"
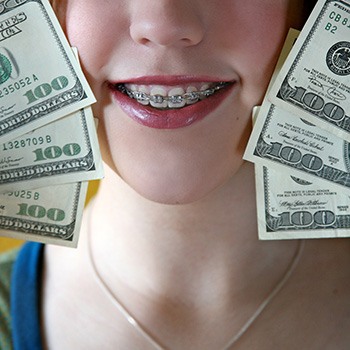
[0,247,21,350]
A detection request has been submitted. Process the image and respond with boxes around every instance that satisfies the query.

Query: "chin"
[119,162,238,205]
[128,180,217,205]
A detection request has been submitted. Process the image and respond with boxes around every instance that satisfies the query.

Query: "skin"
[41,1,350,349]
[52,0,304,204]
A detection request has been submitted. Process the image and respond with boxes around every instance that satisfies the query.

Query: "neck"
[83,162,297,305]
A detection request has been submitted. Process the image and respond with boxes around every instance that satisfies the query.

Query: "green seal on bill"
[0,54,12,84]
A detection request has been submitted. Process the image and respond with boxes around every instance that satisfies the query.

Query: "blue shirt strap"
[11,242,44,350]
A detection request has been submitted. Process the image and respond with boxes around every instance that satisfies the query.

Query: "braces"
[118,82,230,105]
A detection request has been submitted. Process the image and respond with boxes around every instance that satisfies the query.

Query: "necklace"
[87,212,304,350]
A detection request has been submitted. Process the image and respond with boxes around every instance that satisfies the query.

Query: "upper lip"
[109,75,237,86]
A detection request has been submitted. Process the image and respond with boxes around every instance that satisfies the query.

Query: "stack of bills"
[0,0,103,247]
[244,0,350,240]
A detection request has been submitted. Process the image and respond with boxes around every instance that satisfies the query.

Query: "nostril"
[130,25,204,48]
[138,38,151,46]
[129,4,205,48]
[181,38,194,45]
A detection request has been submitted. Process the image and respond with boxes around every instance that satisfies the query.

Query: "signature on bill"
[0,156,24,167]
[0,104,15,117]
[308,77,346,102]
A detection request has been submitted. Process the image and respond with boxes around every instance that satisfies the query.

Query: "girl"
[2,1,350,349]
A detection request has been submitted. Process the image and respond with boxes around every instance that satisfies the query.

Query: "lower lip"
[110,84,235,129]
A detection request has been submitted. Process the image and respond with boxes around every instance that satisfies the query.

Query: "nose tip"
[129,2,205,48]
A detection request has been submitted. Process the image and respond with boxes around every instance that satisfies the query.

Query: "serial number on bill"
[0,75,39,99]
[2,135,52,151]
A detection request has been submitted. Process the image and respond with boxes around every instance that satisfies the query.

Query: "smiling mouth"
[114,81,231,110]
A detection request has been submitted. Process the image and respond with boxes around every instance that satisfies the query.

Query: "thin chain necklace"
[87,209,304,350]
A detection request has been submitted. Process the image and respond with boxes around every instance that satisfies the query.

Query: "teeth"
[200,84,210,91]
[199,84,210,100]
[186,86,199,105]
[150,87,167,108]
[119,82,229,109]
[137,85,149,106]
[168,87,186,108]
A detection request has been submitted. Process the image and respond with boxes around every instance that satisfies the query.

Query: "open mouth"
[113,81,231,110]
[109,79,235,129]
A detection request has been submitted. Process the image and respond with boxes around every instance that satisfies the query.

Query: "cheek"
[53,2,129,187]
[214,2,294,103]
[61,2,127,81]
[245,24,290,98]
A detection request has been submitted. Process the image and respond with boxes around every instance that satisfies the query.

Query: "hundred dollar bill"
[0,106,103,193]
[256,165,350,239]
[269,0,350,141]
[244,100,350,192]
[251,108,350,240]
[0,0,95,143]
[252,106,350,239]
[0,181,88,247]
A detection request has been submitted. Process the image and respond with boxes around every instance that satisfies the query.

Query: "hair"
[303,1,318,21]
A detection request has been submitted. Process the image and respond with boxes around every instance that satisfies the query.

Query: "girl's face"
[53,1,304,204]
